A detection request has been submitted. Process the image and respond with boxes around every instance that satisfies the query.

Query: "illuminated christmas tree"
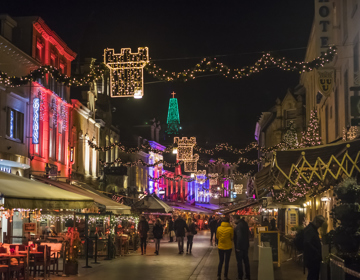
[300,110,321,147]
[166,92,180,135]
[281,121,299,150]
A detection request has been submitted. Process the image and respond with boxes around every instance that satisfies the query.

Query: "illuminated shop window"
[6,107,24,142]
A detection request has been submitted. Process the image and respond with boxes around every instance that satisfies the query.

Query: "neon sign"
[32,98,40,144]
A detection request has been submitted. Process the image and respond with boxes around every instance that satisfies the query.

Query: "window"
[57,123,63,163]
[6,108,24,142]
[49,115,56,159]
[285,109,296,127]
[289,213,297,225]
[36,40,44,62]
[335,87,339,137]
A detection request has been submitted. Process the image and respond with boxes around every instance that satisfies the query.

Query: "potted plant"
[64,227,81,275]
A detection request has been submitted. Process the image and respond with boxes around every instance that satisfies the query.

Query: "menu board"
[259,231,280,267]
[24,223,37,233]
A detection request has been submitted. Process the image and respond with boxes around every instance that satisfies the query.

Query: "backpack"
[294,229,304,252]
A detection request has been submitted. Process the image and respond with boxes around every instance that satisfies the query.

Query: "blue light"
[9,110,14,138]
[32,98,40,144]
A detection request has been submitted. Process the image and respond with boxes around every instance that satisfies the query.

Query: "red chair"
[0,247,7,254]
[0,257,10,280]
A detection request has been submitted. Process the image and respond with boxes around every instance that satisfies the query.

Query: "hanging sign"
[317,70,334,96]
[315,0,333,55]
[104,47,149,98]
[32,98,40,144]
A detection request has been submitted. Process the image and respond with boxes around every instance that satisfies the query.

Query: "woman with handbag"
[186,218,197,254]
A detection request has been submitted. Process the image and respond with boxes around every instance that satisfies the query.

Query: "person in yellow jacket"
[216,216,234,280]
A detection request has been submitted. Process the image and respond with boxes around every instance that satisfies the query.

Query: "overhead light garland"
[148,171,252,182]
[0,47,336,88]
[145,46,336,82]
[100,158,182,168]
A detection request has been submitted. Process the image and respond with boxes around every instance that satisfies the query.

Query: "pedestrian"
[186,218,197,254]
[304,215,325,280]
[138,216,149,255]
[153,218,163,255]
[270,217,277,231]
[210,215,221,246]
[216,216,234,280]
[168,217,174,242]
[262,218,270,229]
[234,216,250,280]
[174,215,189,254]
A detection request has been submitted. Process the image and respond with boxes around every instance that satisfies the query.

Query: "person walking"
[209,215,217,245]
[186,218,197,254]
[304,215,325,280]
[174,215,189,254]
[168,217,174,242]
[153,219,164,255]
[234,216,250,280]
[270,218,277,231]
[216,216,234,280]
[138,216,149,255]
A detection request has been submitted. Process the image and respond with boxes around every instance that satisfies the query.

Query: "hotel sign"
[315,0,333,55]
[32,98,40,144]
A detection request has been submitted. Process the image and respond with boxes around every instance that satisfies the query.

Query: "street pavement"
[48,230,306,280]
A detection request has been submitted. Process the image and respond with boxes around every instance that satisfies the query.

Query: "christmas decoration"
[332,178,360,258]
[104,47,149,97]
[0,47,336,87]
[208,173,218,186]
[174,137,196,161]
[166,92,180,135]
[196,170,207,184]
[184,154,199,172]
[300,110,321,147]
[145,46,336,82]
[343,126,359,141]
[281,121,299,150]
[234,184,244,194]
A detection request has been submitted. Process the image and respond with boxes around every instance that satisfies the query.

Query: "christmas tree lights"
[300,110,321,147]
[281,121,299,150]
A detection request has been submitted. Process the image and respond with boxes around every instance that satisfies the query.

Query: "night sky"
[4,0,314,148]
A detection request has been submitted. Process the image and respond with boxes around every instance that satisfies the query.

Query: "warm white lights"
[234,184,243,194]
[133,89,143,99]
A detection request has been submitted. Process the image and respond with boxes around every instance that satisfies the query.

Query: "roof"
[34,176,131,214]
[0,172,93,209]
[166,202,214,214]
[133,194,173,213]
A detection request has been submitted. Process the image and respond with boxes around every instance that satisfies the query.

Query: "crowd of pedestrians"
[137,213,326,280]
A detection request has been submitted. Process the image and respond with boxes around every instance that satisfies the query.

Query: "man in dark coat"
[174,215,189,254]
[209,216,220,245]
[234,216,250,280]
[138,216,149,255]
[168,217,174,242]
[304,215,325,280]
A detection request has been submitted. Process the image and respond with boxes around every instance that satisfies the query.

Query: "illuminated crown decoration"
[234,184,243,194]
[196,170,207,184]
[208,173,218,186]
[174,137,199,172]
[104,47,149,97]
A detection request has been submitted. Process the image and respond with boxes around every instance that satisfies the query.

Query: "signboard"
[259,231,280,267]
[23,223,37,233]
[40,220,47,226]
[32,97,40,144]
[158,190,165,195]
[315,0,333,55]
[317,71,334,96]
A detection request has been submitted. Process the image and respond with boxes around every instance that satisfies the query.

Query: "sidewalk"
[193,241,306,280]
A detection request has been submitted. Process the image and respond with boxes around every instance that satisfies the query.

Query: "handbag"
[170,230,175,237]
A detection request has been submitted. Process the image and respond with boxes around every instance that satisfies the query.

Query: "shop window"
[36,40,44,62]
[57,123,63,163]
[49,115,56,159]
[6,107,24,142]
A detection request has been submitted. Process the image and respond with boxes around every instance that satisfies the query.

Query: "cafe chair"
[29,245,51,277]
[0,247,7,254]
[9,255,26,280]
[0,257,9,280]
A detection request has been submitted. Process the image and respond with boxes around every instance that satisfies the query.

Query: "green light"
[166,97,180,135]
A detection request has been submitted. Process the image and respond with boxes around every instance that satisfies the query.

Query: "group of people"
[137,215,197,255]
[215,215,251,280]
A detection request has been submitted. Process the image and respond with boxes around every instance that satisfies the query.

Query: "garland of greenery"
[0,47,336,87]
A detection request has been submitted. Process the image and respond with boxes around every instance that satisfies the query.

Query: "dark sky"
[4,0,315,148]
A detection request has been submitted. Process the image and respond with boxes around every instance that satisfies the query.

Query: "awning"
[34,176,131,214]
[0,171,94,209]
[167,202,214,214]
[219,200,259,215]
[133,194,173,213]
[254,165,273,198]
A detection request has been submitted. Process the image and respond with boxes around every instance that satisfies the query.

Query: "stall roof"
[219,200,259,215]
[34,176,131,214]
[167,202,214,214]
[133,194,173,213]
[0,171,94,209]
